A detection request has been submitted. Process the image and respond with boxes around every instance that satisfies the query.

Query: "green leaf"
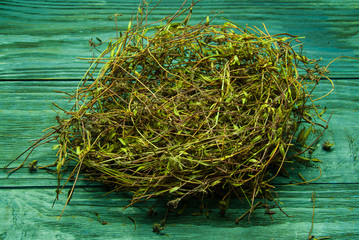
[76,146,81,155]
[310,158,323,162]
[319,106,327,116]
[109,132,116,140]
[118,138,127,146]
[174,106,180,116]
[279,144,286,156]
[296,127,306,145]
[251,135,261,144]
[127,20,132,31]
[214,34,225,40]
[52,144,60,150]
[169,186,180,193]
[211,179,222,187]
[134,165,147,173]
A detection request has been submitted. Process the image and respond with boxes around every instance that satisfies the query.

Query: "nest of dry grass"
[9,1,333,219]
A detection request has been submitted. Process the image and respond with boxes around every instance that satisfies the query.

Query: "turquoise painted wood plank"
[1,1,359,238]
[1,0,359,79]
[0,184,358,239]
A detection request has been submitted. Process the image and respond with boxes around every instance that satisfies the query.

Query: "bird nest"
[9,1,333,220]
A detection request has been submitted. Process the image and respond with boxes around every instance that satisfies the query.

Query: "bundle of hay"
[12,1,332,219]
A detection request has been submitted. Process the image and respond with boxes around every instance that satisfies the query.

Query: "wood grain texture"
[1,1,359,239]
[0,184,358,239]
[1,0,359,79]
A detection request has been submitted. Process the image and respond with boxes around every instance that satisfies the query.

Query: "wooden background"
[1,0,358,239]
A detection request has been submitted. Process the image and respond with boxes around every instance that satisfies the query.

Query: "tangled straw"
[8,0,333,218]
